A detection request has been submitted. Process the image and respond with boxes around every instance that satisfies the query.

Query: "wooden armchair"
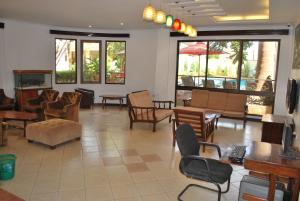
[173,107,216,152]
[0,89,14,110]
[127,90,173,132]
[44,92,82,122]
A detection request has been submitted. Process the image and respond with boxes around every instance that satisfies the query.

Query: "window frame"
[80,40,102,84]
[175,39,281,113]
[55,38,78,84]
[105,40,126,85]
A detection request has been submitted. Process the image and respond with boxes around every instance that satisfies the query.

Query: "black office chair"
[176,124,233,201]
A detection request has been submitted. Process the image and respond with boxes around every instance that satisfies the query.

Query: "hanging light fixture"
[173,18,181,31]
[179,22,186,33]
[143,4,156,21]
[184,25,193,35]
[154,10,166,24]
[165,15,174,27]
[189,28,197,37]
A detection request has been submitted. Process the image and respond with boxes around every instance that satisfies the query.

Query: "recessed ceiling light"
[88,25,93,28]
[214,15,269,21]
[120,22,124,26]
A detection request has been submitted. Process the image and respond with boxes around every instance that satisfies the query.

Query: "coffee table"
[99,95,126,109]
[0,111,38,137]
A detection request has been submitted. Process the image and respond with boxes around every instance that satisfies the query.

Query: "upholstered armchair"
[24,89,59,119]
[74,88,94,109]
[0,89,14,110]
[44,92,82,122]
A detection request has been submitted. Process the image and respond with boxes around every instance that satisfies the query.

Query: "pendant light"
[154,10,166,24]
[173,19,181,31]
[179,22,186,33]
[143,4,156,21]
[189,28,198,37]
[165,15,174,27]
[184,25,192,35]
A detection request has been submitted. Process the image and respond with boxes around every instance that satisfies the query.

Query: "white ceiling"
[0,0,300,29]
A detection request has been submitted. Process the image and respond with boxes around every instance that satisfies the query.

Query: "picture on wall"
[293,23,300,69]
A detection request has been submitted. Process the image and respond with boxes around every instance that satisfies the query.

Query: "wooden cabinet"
[261,114,294,144]
[13,70,53,111]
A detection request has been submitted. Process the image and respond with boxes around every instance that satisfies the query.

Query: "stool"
[239,175,285,201]
[26,119,82,149]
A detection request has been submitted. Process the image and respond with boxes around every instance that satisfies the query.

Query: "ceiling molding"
[0,23,4,29]
[170,29,289,37]
[49,30,130,38]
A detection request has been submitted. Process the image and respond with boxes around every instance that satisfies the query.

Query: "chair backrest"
[190,89,209,108]
[128,90,153,107]
[181,76,195,87]
[41,89,59,101]
[176,124,200,156]
[206,80,215,88]
[174,108,206,137]
[225,93,247,112]
[61,92,82,105]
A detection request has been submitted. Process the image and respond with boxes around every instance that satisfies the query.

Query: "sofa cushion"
[223,111,245,118]
[207,92,228,110]
[128,91,153,107]
[136,109,173,121]
[191,90,209,108]
[225,94,247,112]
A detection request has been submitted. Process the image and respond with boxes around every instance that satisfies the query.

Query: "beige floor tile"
[85,174,110,188]
[30,192,59,201]
[111,184,140,199]
[130,171,156,183]
[85,186,114,201]
[32,180,60,194]
[60,176,85,191]
[58,190,85,201]
[135,181,164,196]
[141,193,170,201]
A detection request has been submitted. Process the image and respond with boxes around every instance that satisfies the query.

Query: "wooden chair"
[127,90,173,132]
[0,89,14,110]
[173,107,216,152]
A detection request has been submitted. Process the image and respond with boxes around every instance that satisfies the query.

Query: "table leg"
[215,117,219,129]
[119,98,122,110]
[24,121,27,137]
[267,174,276,201]
[102,98,105,109]
[292,178,300,201]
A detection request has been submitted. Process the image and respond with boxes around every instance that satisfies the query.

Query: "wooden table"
[261,114,294,144]
[99,95,126,109]
[0,111,38,137]
[244,141,300,201]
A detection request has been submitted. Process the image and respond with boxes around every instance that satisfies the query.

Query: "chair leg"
[177,181,229,201]
[152,123,156,132]
[202,144,206,152]
[169,116,172,123]
[130,121,133,129]
[243,118,247,128]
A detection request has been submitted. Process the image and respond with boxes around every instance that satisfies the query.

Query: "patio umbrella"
[179,42,225,55]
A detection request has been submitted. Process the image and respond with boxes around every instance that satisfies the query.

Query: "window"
[176,40,280,116]
[81,40,101,83]
[105,41,126,84]
[55,39,77,84]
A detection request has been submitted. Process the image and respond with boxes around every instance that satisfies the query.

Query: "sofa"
[44,92,82,122]
[74,88,94,109]
[24,89,59,119]
[184,89,247,127]
[0,89,14,110]
[127,90,173,132]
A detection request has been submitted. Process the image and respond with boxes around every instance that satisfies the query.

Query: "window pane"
[207,41,240,89]
[105,41,126,84]
[55,39,77,84]
[81,41,101,83]
[240,41,278,92]
[178,42,207,87]
[247,95,274,116]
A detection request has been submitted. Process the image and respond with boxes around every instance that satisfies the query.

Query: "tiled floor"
[0,106,264,201]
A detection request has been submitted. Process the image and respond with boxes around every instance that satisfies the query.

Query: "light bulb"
[143,5,156,21]
[154,10,166,24]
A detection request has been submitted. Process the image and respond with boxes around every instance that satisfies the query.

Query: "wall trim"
[50,30,130,38]
[0,22,4,29]
[170,29,289,37]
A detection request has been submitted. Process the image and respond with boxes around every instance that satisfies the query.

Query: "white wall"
[154,25,294,115]
[0,19,158,102]
[0,19,295,114]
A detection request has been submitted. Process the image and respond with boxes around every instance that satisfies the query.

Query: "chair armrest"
[130,106,156,120]
[153,100,173,109]
[183,98,191,106]
[26,97,42,105]
[198,142,221,158]
[182,155,210,172]
[2,96,14,104]
[45,101,64,109]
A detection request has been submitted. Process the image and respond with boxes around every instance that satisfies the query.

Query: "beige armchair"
[127,90,173,132]
[44,92,82,122]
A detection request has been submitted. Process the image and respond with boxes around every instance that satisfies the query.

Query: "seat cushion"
[44,108,67,118]
[207,92,228,110]
[225,94,247,112]
[191,90,209,108]
[136,109,173,121]
[223,111,245,118]
[180,157,233,184]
